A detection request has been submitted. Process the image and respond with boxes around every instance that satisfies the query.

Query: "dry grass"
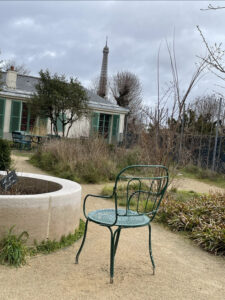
[30,135,179,183]
[31,138,119,183]
[29,121,47,136]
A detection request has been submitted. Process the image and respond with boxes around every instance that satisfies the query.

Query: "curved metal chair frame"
[75,165,169,283]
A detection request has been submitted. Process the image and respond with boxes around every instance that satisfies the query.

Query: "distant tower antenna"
[97,38,109,98]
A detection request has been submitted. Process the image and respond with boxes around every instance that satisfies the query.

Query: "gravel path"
[0,155,224,300]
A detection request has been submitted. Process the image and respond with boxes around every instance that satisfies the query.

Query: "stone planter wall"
[0,172,81,245]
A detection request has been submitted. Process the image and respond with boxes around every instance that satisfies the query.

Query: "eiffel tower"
[97,38,109,98]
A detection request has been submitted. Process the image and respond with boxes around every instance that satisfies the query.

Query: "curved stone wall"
[0,172,81,245]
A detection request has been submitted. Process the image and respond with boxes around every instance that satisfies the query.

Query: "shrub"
[158,192,225,255]
[30,137,179,184]
[30,138,118,183]
[0,226,29,267]
[116,147,142,169]
[0,139,11,170]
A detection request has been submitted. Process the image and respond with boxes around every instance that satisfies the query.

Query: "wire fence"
[122,131,225,173]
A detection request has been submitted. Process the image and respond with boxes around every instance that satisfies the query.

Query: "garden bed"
[0,175,61,195]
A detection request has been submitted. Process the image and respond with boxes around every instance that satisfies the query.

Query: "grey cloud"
[0,1,225,108]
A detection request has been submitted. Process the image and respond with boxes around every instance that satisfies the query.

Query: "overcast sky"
[1,1,225,108]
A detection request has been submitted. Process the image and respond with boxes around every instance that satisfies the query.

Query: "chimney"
[6,66,17,89]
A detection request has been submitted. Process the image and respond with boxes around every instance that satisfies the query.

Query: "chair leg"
[75,219,89,264]
[148,224,155,275]
[114,227,121,257]
[108,227,115,284]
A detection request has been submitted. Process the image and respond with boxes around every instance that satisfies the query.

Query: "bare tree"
[166,39,208,123]
[142,37,208,169]
[2,59,30,75]
[191,94,218,120]
[111,71,143,118]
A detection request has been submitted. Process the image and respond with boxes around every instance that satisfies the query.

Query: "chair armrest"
[83,193,113,219]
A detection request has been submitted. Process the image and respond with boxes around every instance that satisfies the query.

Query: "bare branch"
[197,26,225,74]
[1,59,30,75]
[201,4,225,11]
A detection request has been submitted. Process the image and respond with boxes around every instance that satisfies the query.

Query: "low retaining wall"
[0,172,81,245]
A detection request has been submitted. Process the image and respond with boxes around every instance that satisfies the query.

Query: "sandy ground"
[0,155,224,300]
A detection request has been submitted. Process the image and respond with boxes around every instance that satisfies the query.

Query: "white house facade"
[0,68,129,143]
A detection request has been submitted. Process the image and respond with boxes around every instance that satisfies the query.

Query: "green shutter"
[91,112,100,134]
[112,115,120,143]
[10,101,22,132]
[0,98,6,138]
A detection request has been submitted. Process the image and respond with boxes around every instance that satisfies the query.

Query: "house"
[0,67,129,143]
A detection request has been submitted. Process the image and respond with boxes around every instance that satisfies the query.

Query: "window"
[90,112,120,143]
[99,114,111,139]
[20,103,36,132]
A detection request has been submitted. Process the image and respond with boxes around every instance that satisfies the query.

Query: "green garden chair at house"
[75,165,169,283]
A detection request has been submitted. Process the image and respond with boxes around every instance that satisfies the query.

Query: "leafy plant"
[0,226,29,267]
[157,192,225,255]
[0,220,85,267]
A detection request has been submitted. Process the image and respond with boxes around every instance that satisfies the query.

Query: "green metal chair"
[75,165,169,283]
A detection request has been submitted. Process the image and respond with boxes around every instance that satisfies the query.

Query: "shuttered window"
[0,98,5,138]
[10,100,22,132]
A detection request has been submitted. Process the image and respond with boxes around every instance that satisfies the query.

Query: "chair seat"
[88,208,150,227]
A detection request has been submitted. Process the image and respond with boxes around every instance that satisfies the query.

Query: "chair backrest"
[12,131,23,141]
[113,165,169,221]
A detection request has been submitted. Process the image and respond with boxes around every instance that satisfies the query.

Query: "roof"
[0,72,129,114]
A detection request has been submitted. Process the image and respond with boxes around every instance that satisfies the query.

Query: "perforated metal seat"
[88,208,150,227]
[75,165,169,283]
